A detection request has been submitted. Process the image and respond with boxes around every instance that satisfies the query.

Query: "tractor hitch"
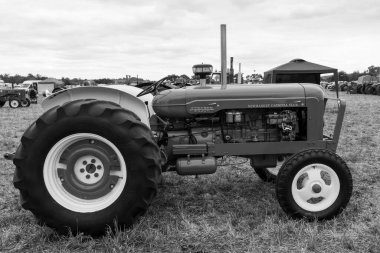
[4,153,15,161]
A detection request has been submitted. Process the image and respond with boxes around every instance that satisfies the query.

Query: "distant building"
[263,59,338,85]
[38,78,64,93]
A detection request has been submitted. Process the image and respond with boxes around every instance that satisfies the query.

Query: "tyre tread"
[13,99,161,235]
[276,149,352,220]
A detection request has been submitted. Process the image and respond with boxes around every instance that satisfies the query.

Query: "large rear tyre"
[13,100,161,235]
[374,85,380,95]
[364,85,374,95]
[253,167,277,183]
[276,149,352,220]
[250,161,277,183]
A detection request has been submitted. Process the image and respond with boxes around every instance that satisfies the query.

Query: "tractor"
[6,26,352,235]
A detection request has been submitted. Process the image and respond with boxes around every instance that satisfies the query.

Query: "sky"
[0,0,379,80]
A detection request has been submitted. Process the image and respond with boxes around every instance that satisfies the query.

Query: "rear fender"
[41,86,153,127]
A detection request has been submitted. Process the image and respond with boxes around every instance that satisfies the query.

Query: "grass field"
[0,91,379,252]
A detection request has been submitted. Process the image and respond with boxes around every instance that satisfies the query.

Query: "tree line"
[1,66,378,85]
[0,73,191,85]
[322,65,380,82]
[0,73,48,84]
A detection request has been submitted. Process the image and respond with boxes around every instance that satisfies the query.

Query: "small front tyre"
[13,99,161,235]
[276,149,352,220]
[21,98,31,107]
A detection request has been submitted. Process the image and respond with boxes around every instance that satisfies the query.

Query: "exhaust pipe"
[221,24,227,90]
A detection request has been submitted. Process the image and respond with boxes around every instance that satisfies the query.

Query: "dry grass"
[0,91,379,252]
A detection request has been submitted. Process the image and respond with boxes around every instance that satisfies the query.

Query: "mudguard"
[42,86,153,127]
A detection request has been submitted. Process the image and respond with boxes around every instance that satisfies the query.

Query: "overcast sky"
[0,0,378,80]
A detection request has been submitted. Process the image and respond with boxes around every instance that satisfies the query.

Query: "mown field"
[0,91,379,252]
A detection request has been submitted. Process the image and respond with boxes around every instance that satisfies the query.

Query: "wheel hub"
[86,164,96,174]
[44,133,127,213]
[291,163,340,212]
[312,183,322,193]
[73,155,105,185]
[56,139,123,200]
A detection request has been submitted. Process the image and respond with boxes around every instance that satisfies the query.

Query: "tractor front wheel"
[9,99,20,108]
[13,99,161,235]
[276,149,352,220]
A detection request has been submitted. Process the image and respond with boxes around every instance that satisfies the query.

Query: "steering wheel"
[137,76,170,97]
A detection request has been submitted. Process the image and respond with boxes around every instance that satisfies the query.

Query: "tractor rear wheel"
[364,85,374,95]
[276,149,352,220]
[13,99,161,235]
[376,85,380,95]
[9,99,20,108]
[254,167,278,183]
[251,164,277,183]
[356,84,363,94]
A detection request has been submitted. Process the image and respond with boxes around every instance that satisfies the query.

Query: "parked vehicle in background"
[0,87,28,108]
[357,75,380,95]
[22,79,66,95]
[18,81,40,104]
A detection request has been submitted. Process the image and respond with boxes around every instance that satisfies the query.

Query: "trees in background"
[0,73,47,84]
[1,66,378,85]
[322,66,380,82]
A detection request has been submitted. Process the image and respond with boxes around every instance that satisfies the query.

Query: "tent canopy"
[263,59,337,84]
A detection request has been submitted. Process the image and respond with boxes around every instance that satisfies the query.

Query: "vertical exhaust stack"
[221,24,227,90]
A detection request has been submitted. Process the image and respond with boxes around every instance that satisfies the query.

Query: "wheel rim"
[291,163,340,212]
[10,100,19,107]
[43,133,127,213]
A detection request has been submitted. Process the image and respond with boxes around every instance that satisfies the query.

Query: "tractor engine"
[159,108,303,147]
[221,109,300,143]
[151,84,316,173]
[153,108,306,168]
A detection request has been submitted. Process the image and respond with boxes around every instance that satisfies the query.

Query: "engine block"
[222,109,301,143]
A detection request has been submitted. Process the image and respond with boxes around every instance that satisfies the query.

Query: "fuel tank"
[152,83,324,118]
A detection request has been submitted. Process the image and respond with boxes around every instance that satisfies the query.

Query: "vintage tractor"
[0,88,29,108]
[7,27,352,236]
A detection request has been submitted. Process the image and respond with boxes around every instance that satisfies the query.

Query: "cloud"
[0,0,379,79]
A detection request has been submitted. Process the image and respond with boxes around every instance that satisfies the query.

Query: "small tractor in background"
[0,87,30,108]
[6,25,352,235]
[356,75,380,95]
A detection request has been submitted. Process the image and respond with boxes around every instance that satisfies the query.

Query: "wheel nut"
[97,165,102,170]
[83,161,87,165]
[94,173,99,177]
[86,175,91,179]
[80,168,85,173]
[91,159,96,163]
